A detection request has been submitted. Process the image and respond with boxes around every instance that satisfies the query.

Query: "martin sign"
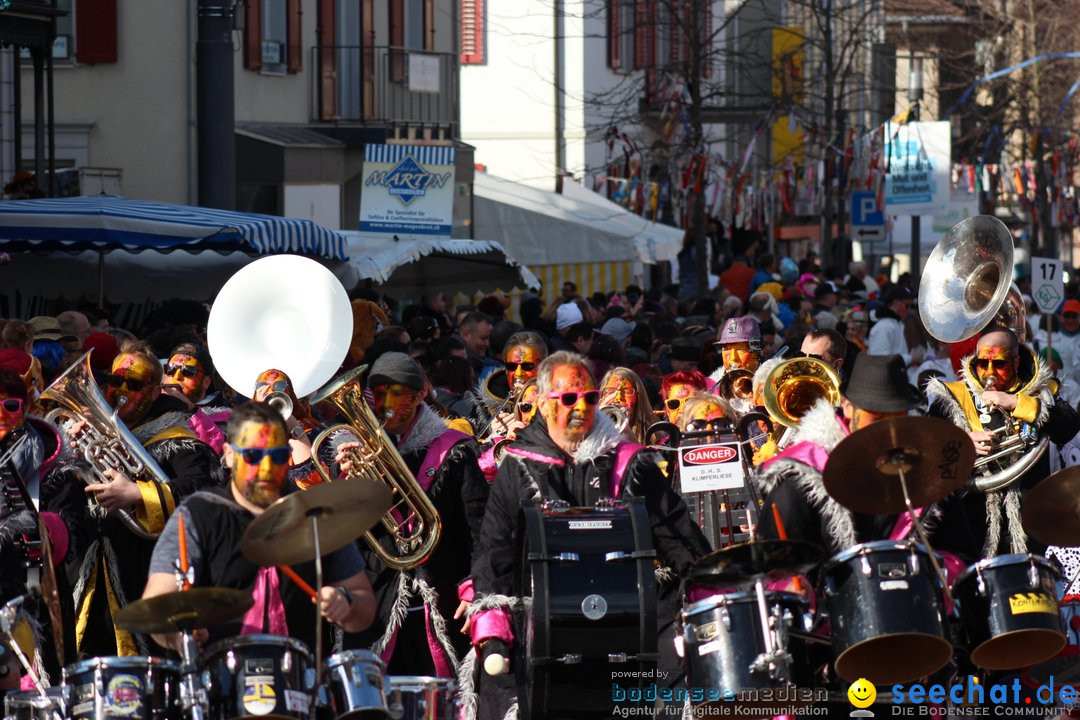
[359,144,456,238]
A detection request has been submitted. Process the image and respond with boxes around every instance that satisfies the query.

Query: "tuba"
[762,356,841,428]
[918,215,1047,492]
[310,366,442,571]
[41,351,170,540]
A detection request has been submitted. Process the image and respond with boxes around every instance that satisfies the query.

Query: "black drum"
[953,553,1065,670]
[514,499,657,720]
[203,635,314,720]
[823,540,951,684]
[63,657,179,720]
[4,688,64,720]
[679,591,809,696]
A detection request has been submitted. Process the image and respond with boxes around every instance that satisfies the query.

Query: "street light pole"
[908,54,923,290]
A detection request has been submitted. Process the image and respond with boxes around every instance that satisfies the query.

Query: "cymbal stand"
[886,450,952,605]
[172,565,206,720]
[748,574,790,684]
[308,508,325,675]
[0,597,48,698]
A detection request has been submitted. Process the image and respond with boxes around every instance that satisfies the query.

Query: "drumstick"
[770,504,805,593]
[278,565,318,601]
[177,511,190,591]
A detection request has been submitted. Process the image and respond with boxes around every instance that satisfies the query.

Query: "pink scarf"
[240,567,289,636]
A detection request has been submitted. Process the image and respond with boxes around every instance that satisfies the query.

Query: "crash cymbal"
[115,588,253,634]
[241,475,393,567]
[823,416,974,515]
[1022,467,1080,546]
[690,539,824,587]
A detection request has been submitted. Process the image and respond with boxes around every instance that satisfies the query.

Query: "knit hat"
[843,353,920,413]
[0,348,31,375]
[367,351,425,391]
[556,302,584,330]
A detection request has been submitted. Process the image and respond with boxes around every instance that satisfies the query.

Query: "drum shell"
[63,656,180,720]
[385,676,456,720]
[203,635,313,720]
[953,553,1065,670]
[323,650,389,720]
[823,541,951,685]
[4,687,65,720]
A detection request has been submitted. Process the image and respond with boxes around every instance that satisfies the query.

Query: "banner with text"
[885,120,951,215]
[359,144,455,238]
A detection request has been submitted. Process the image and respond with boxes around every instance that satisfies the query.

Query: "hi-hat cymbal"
[690,539,824,587]
[241,476,392,567]
[823,416,975,515]
[1022,467,1080,546]
[115,588,253,634]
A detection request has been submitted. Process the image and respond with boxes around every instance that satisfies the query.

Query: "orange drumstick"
[771,504,805,593]
[278,565,318,601]
[177,511,190,591]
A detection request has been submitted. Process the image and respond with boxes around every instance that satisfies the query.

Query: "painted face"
[163,353,207,402]
[721,342,758,372]
[601,376,638,413]
[683,401,729,432]
[253,369,295,403]
[541,364,597,447]
[849,407,907,432]
[0,393,27,442]
[505,345,542,388]
[230,420,290,508]
[371,383,422,435]
[105,353,159,425]
[974,344,1017,390]
[663,383,696,425]
[518,383,539,424]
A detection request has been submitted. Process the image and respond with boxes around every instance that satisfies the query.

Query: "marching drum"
[63,657,180,720]
[823,540,952,684]
[202,635,314,720]
[385,677,456,720]
[514,499,657,720]
[323,650,390,720]
[3,688,64,720]
[953,554,1065,670]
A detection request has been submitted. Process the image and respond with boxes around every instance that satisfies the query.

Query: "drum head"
[971,629,1066,671]
[834,633,953,685]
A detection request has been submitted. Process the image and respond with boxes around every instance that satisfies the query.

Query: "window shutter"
[244,0,263,70]
[424,0,435,50]
[287,0,303,73]
[608,0,620,69]
[390,0,404,47]
[461,0,485,64]
[75,0,117,64]
[634,0,653,70]
[317,0,337,119]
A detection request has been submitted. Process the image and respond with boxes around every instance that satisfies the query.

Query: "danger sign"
[678,442,745,492]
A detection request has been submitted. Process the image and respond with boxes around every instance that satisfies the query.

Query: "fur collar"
[784,398,847,450]
[927,349,1054,430]
[572,410,623,464]
[399,404,452,456]
[755,459,856,552]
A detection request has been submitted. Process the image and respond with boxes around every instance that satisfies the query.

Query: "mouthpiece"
[984,376,998,390]
[382,409,395,420]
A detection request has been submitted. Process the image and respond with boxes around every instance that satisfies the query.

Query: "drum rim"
[825,540,931,569]
[954,553,1060,587]
[387,676,456,690]
[682,590,808,617]
[203,634,312,659]
[324,648,386,670]
[64,656,181,676]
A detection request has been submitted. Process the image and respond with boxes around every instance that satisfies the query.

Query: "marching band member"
[335,353,488,678]
[598,367,655,443]
[160,342,225,454]
[799,328,848,381]
[142,401,376,653]
[707,316,761,388]
[465,332,547,439]
[251,368,330,492]
[659,370,707,429]
[466,351,710,720]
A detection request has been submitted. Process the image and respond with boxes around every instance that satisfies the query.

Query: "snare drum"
[203,635,314,720]
[823,540,951,684]
[63,656,180,720]
[3,688,64,720]
[323,650,389,720]
[953,553,1065,670]
[385,677,456,720]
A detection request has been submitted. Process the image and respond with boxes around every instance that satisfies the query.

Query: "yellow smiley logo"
[848,678,876,709]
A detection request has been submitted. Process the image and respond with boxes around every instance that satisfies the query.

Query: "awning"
[472,173,683,266]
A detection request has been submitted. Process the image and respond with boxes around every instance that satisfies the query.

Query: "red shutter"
[634,0,653,69]
[244,0,263,70]
[461,0,485,64]
[75,0,117,64]
[390,0,404,47]
[608,0,620,69]
[287,0,303,72]
[424,0,435,50]
[317,0,337,119]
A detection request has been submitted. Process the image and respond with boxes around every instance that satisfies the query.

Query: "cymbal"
[690,539,824,587]
[822,416,974,515]
[115,588,253,633]
[1022,467,1080,546]
[242,476,393,567]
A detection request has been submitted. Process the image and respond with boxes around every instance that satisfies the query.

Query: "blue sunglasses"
[230,444,291,465]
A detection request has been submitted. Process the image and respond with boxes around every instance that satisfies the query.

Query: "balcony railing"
[313,45,458,131]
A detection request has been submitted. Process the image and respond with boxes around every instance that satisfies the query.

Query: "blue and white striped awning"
[0,195,348,259]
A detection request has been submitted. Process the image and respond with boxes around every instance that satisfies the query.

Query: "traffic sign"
[851,192,884,227]
[1032,257,1064,314]
[854,227,885,242]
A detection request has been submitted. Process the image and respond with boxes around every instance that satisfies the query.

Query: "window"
[244,0,302,73]
[607,0,636,70]
[261,0,288,72]
[460,0,485,64]
[390,0,434,51]
[405,0,424,50]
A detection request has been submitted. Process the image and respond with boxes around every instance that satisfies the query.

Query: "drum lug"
[1029,561,1040,589]
[860,555,872,577]
[977,569,987,597]
[541,499,571,512]
[557,653,583,664]
[595,498,623,510]
[721,604,732,631]
[605,551,629,562]
[528,552,580,562]
[908,549,920,576]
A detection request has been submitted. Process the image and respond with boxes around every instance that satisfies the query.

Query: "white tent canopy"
[472,173,683,266]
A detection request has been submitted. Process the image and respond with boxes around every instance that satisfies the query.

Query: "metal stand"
[886,451,952,604]
[0,597,48,697]
[748,576,791,682]
[310,509,324,675]
[176,624,207,720]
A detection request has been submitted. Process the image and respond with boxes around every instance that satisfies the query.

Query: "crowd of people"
[0,246,1079,719]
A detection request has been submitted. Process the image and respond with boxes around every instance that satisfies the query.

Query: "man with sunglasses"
[64,339,221,658]
[465,331,548,442]
[161,343,227,454]
[251,369,329,492]
[333,352,488,678]
[659,370,708,429]
[142,401,375,654]
[925,327,1080,559]
[468,351,710,720]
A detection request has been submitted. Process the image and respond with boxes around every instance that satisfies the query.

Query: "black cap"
[843,353,920,413]
[168,342,214,374]
[367,351,425,391]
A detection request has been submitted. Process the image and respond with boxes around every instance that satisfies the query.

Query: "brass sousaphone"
[918,215,1047,492]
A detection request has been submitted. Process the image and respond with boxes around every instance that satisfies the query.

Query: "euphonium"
[41,351,169,540]
[310,365,442,571]
[718,368,755,415]
[762,356,841,428]
[599,403,631,435]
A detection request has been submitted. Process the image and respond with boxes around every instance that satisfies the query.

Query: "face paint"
[684,401,728,431]
[721,342,758,372]
[850,407,907,432]
[542,364,596,448]
[505,345,542,388]
[163,353,207,402]
[974,344,1017,390]
[253,369,296,403]
[106,353,158,425]
[601,376,638,413]
[0,394,26,442]
[372,383,422,435]
[518,384,539,424]
[231,420,289,508]
[663,383,696,425]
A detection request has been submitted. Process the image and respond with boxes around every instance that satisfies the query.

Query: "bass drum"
[514,499,657,720]
[63,656,180,720]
